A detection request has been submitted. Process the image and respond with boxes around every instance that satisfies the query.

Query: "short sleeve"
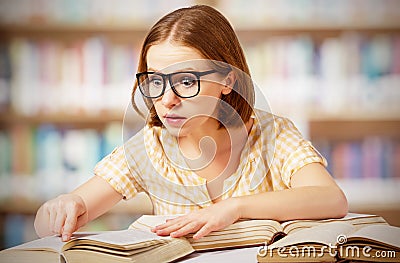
[94,146,143,200]
[275,118,327,187]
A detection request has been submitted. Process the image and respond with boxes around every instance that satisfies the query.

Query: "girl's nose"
[161,87,180,108]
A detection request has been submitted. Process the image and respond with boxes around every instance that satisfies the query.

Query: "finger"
[53,210,67,236]
[170,221,202,238]
[155,220,189,236]
[62,205,81,241]
[47,205,61,235]
[152,216,184,232]
[193,223,215,240]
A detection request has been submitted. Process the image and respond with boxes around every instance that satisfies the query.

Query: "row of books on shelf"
[246,33,400,80]
[250,33,400,116]
[314,137,400,179]
[0,37,138,115]
[260,74,400,119]
[1,34,400,117]
[0,0,399,27]
[0,123,122,200]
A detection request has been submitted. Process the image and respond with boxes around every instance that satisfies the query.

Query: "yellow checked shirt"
[94,109,327,215]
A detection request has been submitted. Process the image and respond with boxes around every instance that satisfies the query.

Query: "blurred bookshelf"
[0,0,399,249]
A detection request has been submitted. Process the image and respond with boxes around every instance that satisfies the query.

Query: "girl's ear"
[222,71,236,95]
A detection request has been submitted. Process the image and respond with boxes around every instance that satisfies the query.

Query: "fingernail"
[62,234,69,241]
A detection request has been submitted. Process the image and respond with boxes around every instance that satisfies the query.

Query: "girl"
[34,5,348,242]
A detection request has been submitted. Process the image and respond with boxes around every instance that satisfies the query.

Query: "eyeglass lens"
[138,72,199,98]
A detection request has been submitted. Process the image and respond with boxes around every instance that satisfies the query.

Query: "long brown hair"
[132,5,254,127]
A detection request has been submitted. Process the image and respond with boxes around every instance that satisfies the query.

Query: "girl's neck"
[177,118,253,163]
[178,120,229,157]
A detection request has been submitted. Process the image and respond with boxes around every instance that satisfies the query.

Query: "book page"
[269,222,355,248]
[69,229,168,247]
[5,235,67,253]
[281,213,387,235]
[1,232,100,255]
[347,225,400,248]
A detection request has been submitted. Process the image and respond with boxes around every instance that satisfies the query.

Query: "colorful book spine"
[2,38,139,116]
[0,123,122,201]
[314,137,400,179]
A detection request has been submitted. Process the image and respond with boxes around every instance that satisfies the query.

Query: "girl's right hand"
[35,193,88,241]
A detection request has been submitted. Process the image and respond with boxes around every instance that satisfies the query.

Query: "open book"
[0,213,388,263]
[129,213,388,251]
[257,221,400,262]
[0,229,194,263]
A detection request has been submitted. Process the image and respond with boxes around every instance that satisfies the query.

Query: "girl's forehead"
[146,42,208,72]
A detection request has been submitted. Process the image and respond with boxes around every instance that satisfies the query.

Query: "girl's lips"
[164,114,187,127]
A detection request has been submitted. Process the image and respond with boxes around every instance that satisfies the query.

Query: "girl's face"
[146,41,232,137]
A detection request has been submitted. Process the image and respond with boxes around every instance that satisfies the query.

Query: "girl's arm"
[152,163,348,239]
[34,175,122,241]
[238,162,348,220]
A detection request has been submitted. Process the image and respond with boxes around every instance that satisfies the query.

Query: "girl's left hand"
[151,198,241,239]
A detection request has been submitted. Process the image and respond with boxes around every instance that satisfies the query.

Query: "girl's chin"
[163,122,188,137]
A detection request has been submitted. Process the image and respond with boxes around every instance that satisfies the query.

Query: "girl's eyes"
[148,73,198,90]
[179,76,196,87]
[150,78,163,87]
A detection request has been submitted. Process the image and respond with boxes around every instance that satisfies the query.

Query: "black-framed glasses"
[136,70,218,99]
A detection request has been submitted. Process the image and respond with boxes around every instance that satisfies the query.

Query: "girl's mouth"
[164,114,187,127]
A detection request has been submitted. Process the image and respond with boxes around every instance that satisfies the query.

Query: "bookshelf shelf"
[309,119,400,141]
[0,25,148,42]
[2,112,398,125]
[1,23,399,45]
[0,112,124,125]
[1,21,399,33]
[236,23,400,42]
[0,24,149,33]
